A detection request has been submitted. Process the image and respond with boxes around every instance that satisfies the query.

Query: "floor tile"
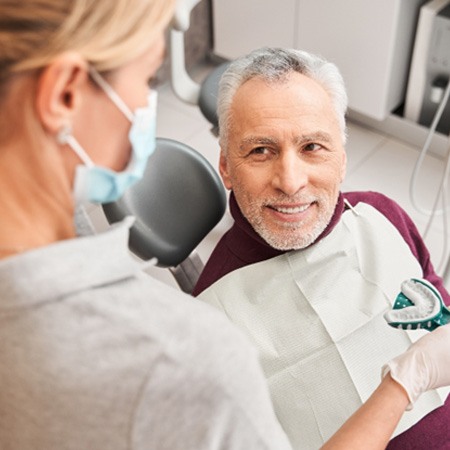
[156,99,207,143]
[345,121,387,175]
[183,126,222,169]
[343,137,448,227]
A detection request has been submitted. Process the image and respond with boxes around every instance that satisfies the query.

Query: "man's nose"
[271,151,308,196]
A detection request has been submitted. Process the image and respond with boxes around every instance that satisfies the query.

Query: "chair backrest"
[102,138,226,293]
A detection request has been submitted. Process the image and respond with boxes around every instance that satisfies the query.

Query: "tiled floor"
[88,64,450,290]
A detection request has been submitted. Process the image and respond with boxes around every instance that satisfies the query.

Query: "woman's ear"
[35,52,88,134]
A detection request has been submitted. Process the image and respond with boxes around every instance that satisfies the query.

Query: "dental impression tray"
[384,278,450,331]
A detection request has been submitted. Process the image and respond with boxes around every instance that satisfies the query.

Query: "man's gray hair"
[217,47,348,150]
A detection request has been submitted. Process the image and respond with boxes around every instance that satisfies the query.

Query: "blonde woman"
[0,1,449,449]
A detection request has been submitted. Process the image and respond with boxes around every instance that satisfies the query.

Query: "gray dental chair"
[102,137,227,294]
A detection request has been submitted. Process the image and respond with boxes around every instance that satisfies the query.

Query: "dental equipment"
[170,0,230,133]
[385,278,450,331]
[409,75,450,275]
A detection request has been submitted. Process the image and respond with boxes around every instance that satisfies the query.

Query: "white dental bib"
[199,202,449,450]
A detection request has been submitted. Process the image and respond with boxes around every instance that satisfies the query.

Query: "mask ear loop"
[57,125,95,168]
[88,67,134,122]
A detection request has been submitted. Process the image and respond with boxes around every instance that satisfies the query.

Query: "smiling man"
[220,70,346,252]
[193,48,450,450]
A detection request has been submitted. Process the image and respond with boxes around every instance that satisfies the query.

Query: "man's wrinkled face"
[219,72,347,250]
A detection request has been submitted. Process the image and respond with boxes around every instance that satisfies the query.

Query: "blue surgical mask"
[58,68,158,204]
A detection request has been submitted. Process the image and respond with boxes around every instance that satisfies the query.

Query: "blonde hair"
[0,0,175,82]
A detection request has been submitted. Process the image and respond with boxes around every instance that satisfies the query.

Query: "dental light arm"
[172,0,201,31]
[170,0,202,104]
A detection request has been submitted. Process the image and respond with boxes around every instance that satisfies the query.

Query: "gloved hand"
[382,324,450,409]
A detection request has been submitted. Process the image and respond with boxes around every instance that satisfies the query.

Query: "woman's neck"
[0,138,76,258]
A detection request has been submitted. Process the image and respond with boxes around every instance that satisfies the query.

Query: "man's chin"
[256,228,313,251]
[253,217,329,251]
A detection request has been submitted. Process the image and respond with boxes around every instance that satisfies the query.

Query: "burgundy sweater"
[194,190,450,450]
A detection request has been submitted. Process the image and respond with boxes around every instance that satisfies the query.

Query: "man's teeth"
[273,204,309,214]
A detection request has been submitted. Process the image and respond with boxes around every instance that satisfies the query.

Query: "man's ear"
[219,149,233,190]
[340,150,347,183]
[35,52,88,134]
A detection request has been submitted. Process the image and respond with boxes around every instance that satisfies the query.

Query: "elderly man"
[193,48,450,450]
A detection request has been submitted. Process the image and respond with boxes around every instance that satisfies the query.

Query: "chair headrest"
[103,138,226,268]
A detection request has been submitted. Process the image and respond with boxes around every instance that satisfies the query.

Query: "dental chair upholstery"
[197,62,230,129]
[102,138,226,294]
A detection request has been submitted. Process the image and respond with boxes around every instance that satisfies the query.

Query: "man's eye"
[250,147,270,155]
[304,143,322,152]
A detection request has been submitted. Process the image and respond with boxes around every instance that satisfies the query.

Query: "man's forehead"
[238,131,334,148]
